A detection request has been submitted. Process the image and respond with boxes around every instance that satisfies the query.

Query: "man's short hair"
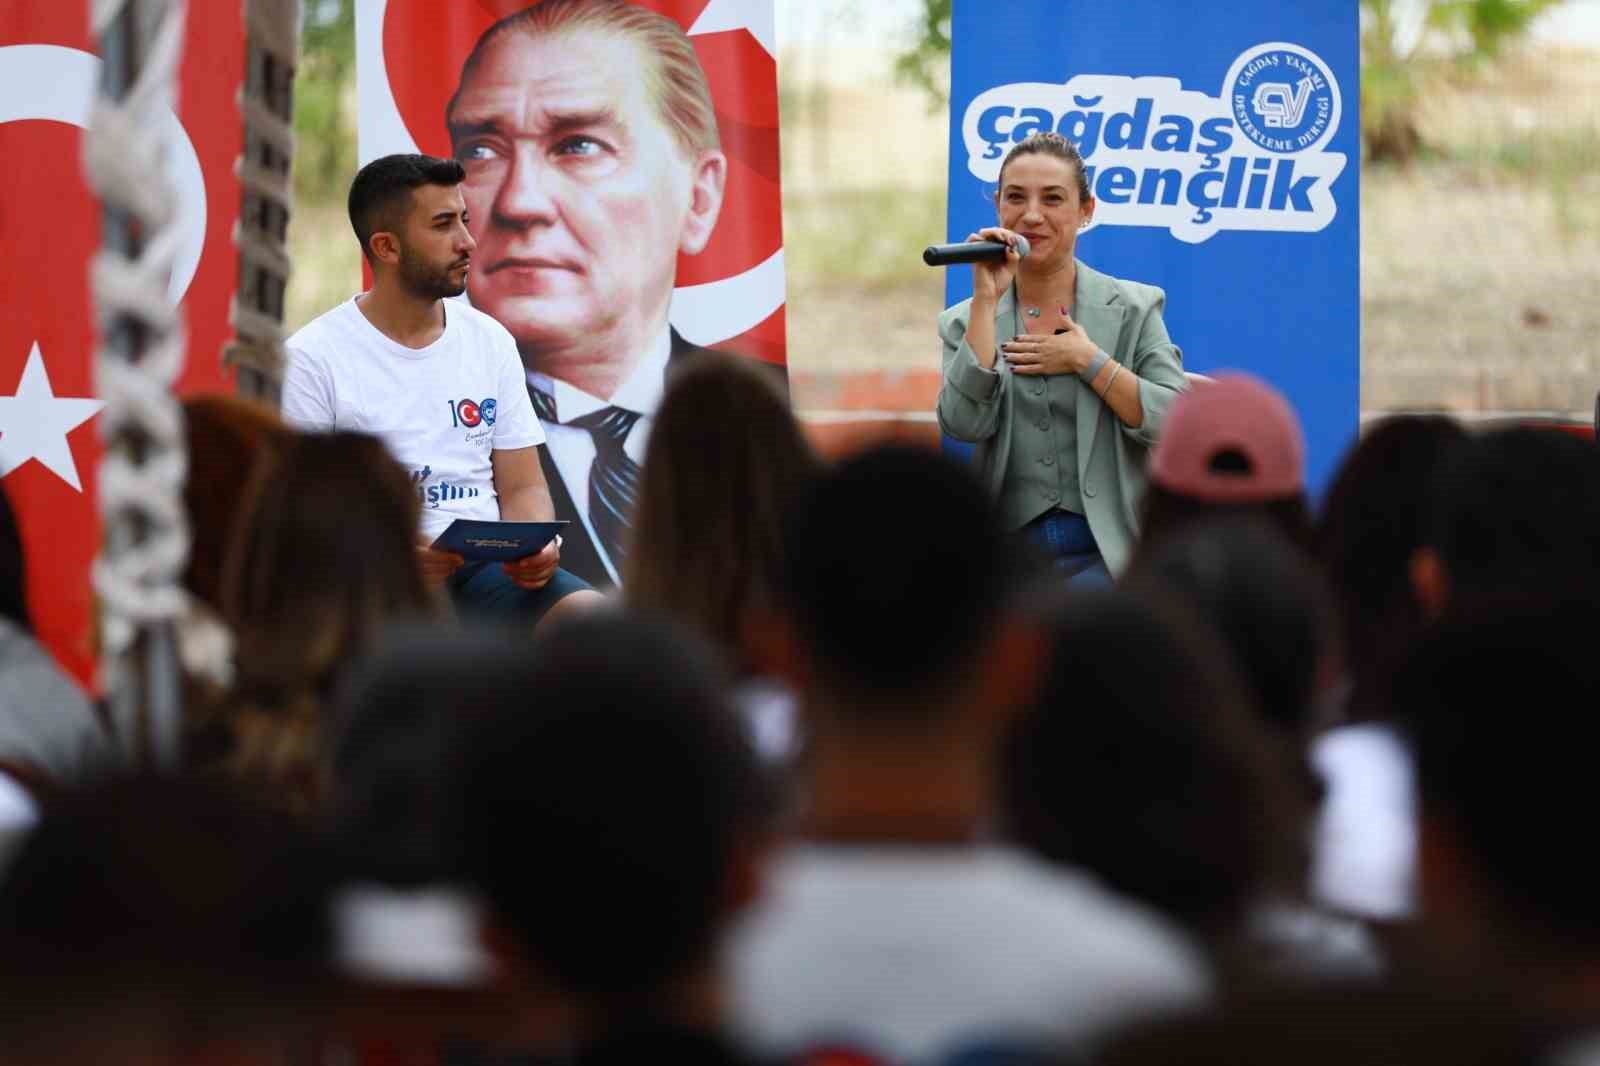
[1424,427,1600,600]
[347,153,466,264]
[449,0,721,158]
[443,612,762,1004]
[1405,594,1600,954]
[778,445,1019,708]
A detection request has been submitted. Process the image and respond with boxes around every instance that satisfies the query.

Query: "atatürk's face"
[448,27,716,355]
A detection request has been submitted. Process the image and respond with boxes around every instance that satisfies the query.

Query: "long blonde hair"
[198,432,436,811]
[624,354,818,671]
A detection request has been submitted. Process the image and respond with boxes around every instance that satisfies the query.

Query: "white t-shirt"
[282,296,545,539]
[1310,722,1417,921]
[727,844,1209,1063]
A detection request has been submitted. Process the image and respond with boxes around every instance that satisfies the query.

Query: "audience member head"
[445,612,766,1018]
[1001,589,1306,944]
[200,431,435,811]
[1413,427,1600,616]
[777,445,1036,727]
[1125,517,1333,744]
[1141,373,1312,559]
[181,393,292,613]
[1404,594,1600,977]
[624,354,819,672]
[0,774,334,1061]
[328,624,519,887]
[1315,414,1467,720]
[0,482,28,634]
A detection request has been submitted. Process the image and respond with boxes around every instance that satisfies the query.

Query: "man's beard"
[398,246,468,301]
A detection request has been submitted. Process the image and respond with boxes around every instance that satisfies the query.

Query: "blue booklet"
[431,519,568,562]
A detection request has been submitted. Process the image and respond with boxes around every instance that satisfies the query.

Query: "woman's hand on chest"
[1000,314,1099,377]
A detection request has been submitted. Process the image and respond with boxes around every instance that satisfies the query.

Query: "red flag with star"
[0,7,240,688]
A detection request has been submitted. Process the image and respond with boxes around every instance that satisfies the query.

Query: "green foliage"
[892,0,951,110]
[1361,0,1570,162]
[1429,0,1567,58]
[293,0,357,204]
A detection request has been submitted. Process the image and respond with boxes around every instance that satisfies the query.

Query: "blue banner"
[945,1,1359,494]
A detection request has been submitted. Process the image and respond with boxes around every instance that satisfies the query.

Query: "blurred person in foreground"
[1308,415,1467,926]
[1401,594,1600,1059]
[1086,539,1378,981]
[1132,371,1313,566]
[0,775,335,1064]
[447,0,734,588]
[729,446,1206,1064]
[445,612,772,1064]
[192,431,441,814]
[1410,426,1600,617]
[0,483,108,816]
[283,153,599,628]
[324,627,575,1057]
[937,132,1187,581]
[624,352,819,764]
[1125,517,1334,751]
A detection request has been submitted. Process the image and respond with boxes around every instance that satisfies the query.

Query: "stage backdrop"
[356,0,784,589]
[0,7,241,687]
[946,0,1358,495]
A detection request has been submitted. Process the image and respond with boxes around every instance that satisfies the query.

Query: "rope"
[85,0,228,766]
[224,0,303,399]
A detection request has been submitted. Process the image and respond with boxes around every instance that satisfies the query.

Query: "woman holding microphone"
[937,132,1187,580]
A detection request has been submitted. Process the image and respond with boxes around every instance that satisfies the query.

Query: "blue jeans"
[1024,509,1111,586]
[448,561,593,626]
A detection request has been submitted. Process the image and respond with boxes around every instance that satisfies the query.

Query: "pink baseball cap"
[1148,373,1306,503]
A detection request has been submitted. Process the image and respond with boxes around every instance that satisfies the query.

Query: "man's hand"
[503,536,561,591]
[415,533,465,586]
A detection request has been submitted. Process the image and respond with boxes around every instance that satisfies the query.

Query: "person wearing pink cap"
[1137,371,1314,564]
[936,132,1189,579]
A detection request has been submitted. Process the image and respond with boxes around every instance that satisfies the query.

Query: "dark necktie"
[531,386,640,567]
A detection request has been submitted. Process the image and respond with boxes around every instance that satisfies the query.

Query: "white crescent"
[353,0,785,345]
[0,44,207,306]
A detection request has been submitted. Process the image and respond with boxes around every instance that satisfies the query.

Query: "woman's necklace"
[1021,273,1075,321]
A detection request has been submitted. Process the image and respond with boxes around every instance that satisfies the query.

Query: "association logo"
[446,397,496,429]
[961,41,1347,244]
[1227,43,1339,153]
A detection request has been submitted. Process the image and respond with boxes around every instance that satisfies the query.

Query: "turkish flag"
[0,7,242,688]
[360,0,785,364]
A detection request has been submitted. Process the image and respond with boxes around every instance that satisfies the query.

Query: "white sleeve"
[489,330,545,451]
[281,344,337,431]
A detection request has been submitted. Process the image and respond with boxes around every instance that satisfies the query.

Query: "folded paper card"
[431,520,568,563]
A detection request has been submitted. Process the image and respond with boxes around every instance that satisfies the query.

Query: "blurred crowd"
[1,354,1598,1066]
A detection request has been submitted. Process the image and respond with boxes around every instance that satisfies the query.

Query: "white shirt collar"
[525,324,672,422]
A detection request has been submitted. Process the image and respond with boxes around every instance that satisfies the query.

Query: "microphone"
[922,235,1030,266]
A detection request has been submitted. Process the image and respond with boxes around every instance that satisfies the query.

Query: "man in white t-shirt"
[283,154,600,626]
[728,448,1208,1065]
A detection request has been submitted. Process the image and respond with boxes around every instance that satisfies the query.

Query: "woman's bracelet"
[1097,362,1124,398]
[1077,348,1110,384]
